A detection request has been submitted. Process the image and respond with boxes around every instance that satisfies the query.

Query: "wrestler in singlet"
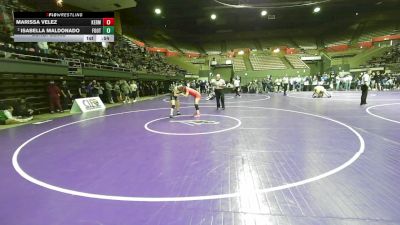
[313,85,331,98]
[185,87,201,100]
[169,85,181,118]
[178,86,201,117]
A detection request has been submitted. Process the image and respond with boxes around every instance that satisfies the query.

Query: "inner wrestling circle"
[145,114,242,135]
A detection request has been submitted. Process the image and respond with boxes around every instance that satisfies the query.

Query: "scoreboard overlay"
[13,12,115,42]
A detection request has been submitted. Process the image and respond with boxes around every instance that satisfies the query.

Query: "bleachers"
[260,39,293,50]
[121,36,140,50]
[325,36,351,47]
[215,56,228,64]
[359,25,398,42]
[249,54,287,70]
[0,33,185,75]
[176,43,200,53]
[295,38,317,50]
[226,40,256,50]
[285,55,309,69]
[0,74,77,113]
[367,44,400,67]
[202,42,222,55]
[145,39,176,52]
[232,57,246,71]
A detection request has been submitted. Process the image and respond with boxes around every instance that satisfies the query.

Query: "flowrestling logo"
[82,98,101,110]
[71,97,105,113]
[170,120,220,126]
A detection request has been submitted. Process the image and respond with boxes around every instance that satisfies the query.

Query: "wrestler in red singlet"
[186,87,201,100]
[178,86,201,117]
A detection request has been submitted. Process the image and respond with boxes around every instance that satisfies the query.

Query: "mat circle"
[12,106,365,202]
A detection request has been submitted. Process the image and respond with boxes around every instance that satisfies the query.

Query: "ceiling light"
[56,0,63,7]
[211,14,217,20]
[155,8,161,15]
[261,10,267,16]
[313,7,321,13]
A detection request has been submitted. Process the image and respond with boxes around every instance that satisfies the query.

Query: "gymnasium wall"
[0,58,68,75]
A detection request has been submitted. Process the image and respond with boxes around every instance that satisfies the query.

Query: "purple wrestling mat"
[1,92,400,225]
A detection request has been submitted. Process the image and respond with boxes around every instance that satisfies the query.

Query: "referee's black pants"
[215,89,225,109]
[361,84,368,105]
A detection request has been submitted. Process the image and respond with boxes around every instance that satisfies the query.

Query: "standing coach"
[213,74,226,110]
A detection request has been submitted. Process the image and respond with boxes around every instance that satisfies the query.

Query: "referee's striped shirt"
[214,79,226,90]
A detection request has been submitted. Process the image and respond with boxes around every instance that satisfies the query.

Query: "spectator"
[104,81,114,103]
[47,80,63,113]
[91,80,100,97]
[60,80,73,110]
[233,76,241,97]
[13,98,34,117]
[129,80,138,103]
[37,42,49,54]
[0,105,33,125]
[113,81,122,102]
[97,81,105,100]
[120,80,131,103]
[78,81,87,98]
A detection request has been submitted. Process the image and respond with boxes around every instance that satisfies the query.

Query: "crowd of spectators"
[47,38,186,76]
[0,33,187,76]
[368,44,400,68]
[244,71,400,94]
[162,71,399,97]
[0,78,172,122]
[45,79,173,113]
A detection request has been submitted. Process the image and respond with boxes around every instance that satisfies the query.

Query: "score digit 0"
[102,26,114,34]
[103,18,115,26]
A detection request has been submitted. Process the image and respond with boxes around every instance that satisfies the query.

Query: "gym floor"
[1,91,400,225]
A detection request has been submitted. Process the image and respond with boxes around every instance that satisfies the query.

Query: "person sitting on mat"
[169,85,181,118]
[0,105,33,125]
[177,85,201,117]
[312,85,332,98]
[206,90,216,101]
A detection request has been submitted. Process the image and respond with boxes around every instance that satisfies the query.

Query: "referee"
[282,75,289,96]
[213,74,226,110]
[360,72,370,105]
